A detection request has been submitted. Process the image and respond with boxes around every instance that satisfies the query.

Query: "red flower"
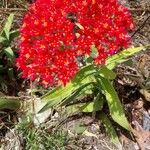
[16,0,134,86]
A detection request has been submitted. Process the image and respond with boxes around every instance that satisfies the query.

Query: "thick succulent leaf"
[106,46,147,70]
[99,112,122,149]
[2,14,14,40]
[99,76,131,131]
[98,65,116,80]
[0,97,21,110]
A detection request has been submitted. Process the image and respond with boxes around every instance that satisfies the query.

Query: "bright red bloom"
[16,0,134,86]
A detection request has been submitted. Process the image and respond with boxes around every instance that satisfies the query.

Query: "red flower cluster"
[16,0,134,86]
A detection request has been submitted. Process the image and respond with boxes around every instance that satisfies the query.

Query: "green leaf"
[71,64,96,84]
[8,68,15,79]
[99,76,131,131]
[40,65,96,113]
[0,36,6,43]
[63,96,104,115]
[60,82,93,106]
[10,30,19,41]
[86,56,93,63]
[2,14,14,40]
[106,46,148,69]
[99,112,122,149]
[76,85,93,97]
[0,97,21,110]
[98,65,116,80]
[39,82,93,113]
[122,59,133,66]
[4,47,14,59]
[80,93,104,112]
[41,65,96,101]
[64,104,80,115]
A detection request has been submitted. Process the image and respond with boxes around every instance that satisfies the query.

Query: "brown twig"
[0,8,27,11]
[129,8,150,12]
[131,15,150,38]
[0,10,23,17]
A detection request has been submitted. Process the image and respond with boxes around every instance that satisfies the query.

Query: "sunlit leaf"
[2,13,14,40]
[64,104,80,115]
[80,93,104,112]
[106,46,148,69]
[63,96,104,116]
[60,82,93,106]
[99,112,122,149]
[4,47,14,59]
[0,97,21,110]
[0,36,6,43]
[40,65,96,112]
[40,45,150,114]
[98,65,116,80]
[39,82,93,113]
[99,76,131,131]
